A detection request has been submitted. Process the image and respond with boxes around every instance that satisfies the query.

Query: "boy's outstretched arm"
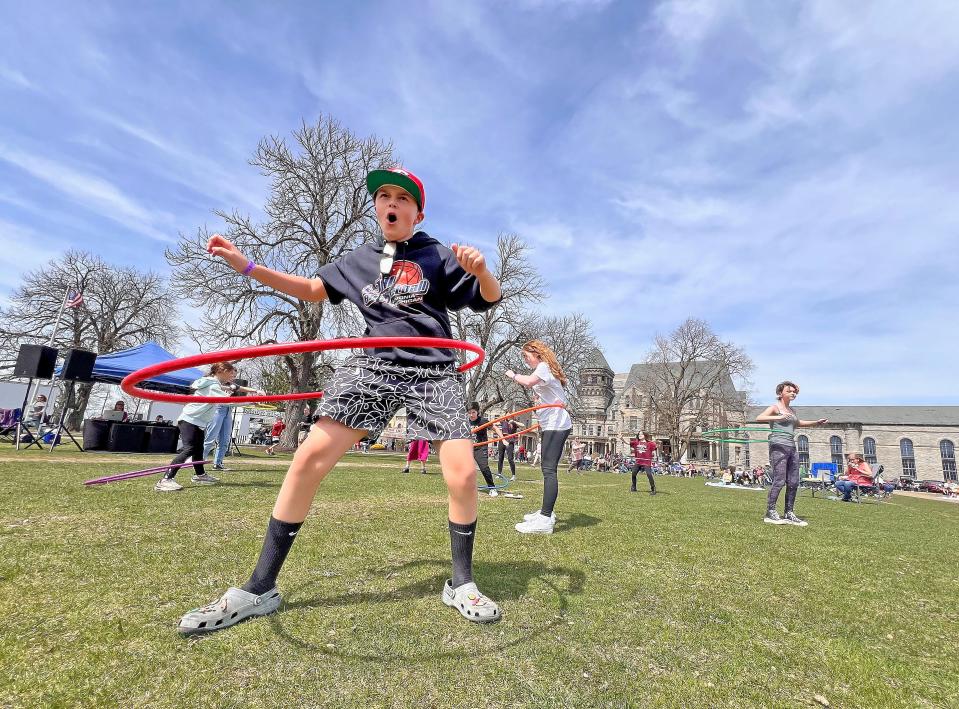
[207,233,329,302]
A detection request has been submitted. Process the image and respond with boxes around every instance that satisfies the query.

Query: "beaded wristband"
[241,260,256,276]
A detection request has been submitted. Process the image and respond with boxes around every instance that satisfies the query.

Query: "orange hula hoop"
[475,423,540,448]
[470,403,566,435]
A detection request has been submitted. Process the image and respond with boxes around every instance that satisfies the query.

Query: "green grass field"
[2,449,957,708]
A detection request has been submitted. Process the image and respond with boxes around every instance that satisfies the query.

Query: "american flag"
[66,291,84,308]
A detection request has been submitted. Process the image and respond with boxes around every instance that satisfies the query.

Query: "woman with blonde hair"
[505,340,572,534]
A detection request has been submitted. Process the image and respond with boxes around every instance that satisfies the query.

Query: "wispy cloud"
[0,64,35,90]
[0,0,956,404]
[0,145,175,242]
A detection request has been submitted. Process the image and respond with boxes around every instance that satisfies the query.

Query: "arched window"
[941,440,957,482]
[830,435,844,472]
[798,435,810,475]
[863,437,877,465]
[900,438,916,477]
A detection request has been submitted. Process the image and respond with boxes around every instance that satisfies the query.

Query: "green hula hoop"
[479,471,514,492]
[699,426,792,445]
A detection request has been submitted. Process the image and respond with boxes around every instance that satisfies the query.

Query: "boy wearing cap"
[179,168,503,634]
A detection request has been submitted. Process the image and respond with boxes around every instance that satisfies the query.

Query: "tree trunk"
[278,350,316,449]
[66,382,94,430]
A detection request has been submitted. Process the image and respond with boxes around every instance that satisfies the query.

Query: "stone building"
[575,349,617,456]
[744,406,959,482]
[572,349,746,466]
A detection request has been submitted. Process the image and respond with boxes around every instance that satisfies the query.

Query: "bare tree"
[485,311,597,423]
[449,233,545,413]
[639,318,752,462]
[526,313,597,418]
[166,116,395,447]
[0,250,179,428]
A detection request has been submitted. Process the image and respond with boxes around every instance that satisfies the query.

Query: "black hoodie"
[317,231,498,366]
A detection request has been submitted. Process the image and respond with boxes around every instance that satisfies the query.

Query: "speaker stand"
[48,382,84,452]
[15,378,43,451]
[228,406,244,456]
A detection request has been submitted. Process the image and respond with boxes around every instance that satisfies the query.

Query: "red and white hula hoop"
[120,337,484,404]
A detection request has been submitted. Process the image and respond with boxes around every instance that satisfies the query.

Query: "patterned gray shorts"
[316,355,472,441]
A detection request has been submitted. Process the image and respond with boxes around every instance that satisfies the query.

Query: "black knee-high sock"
[631,470,638,489]
[449,519,476,588]
[242,516,303,595]
[647,470,656,492]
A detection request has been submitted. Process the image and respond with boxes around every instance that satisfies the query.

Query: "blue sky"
[1,0,957,405]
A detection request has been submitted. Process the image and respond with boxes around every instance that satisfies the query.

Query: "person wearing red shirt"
[265,418,286,456]
[626,432,658,494]
[836,453,891,501]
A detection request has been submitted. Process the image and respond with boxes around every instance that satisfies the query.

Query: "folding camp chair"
[851,465,891,505]
[0,408,21,444]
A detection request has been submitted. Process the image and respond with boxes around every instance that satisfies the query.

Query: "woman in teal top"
[155,362,240,492]
[754,381,827,527]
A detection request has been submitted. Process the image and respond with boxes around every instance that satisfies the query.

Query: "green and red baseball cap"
[366,167,425,213]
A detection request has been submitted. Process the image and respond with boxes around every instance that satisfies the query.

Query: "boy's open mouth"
[387,212,397,224]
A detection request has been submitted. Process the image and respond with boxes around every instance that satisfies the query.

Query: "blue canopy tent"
[56,341,204,393]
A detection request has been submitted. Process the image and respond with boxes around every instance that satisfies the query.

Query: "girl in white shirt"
[505,340,572,534]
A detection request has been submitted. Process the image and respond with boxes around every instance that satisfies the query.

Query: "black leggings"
[497,442,516,477]
[540,428,571,516]
[767,443,799,512]
[474,449,495,488]
[166,421,206,479]
[632,464,655,492]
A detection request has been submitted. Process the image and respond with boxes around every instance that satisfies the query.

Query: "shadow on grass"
[553,512,601,532]
[214,480,282,490]
[268,559,586,662]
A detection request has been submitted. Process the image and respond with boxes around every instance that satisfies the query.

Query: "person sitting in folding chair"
[835,453,893,502]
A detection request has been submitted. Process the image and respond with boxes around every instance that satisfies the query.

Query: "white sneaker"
[154,478,183,492]
[488,489,499,497]
[515,513,555,534]
[523,509,556,522]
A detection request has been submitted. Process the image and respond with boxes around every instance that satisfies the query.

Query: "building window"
[863,437,877,466]
[900,438,916,477]
[629,416,638,430]
[587,425,593,437]
[798,435,809,474]
[830,435,844,472]
[941,440,957,481]
[744,432,751,467]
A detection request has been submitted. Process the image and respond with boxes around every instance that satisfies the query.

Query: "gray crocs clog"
[177,586,282,636]
[442,579,502,623]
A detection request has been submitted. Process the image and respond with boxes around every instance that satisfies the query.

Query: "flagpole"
[48,290,70,347]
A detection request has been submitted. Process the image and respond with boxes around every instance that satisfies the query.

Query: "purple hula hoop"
[84,460,213,486]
